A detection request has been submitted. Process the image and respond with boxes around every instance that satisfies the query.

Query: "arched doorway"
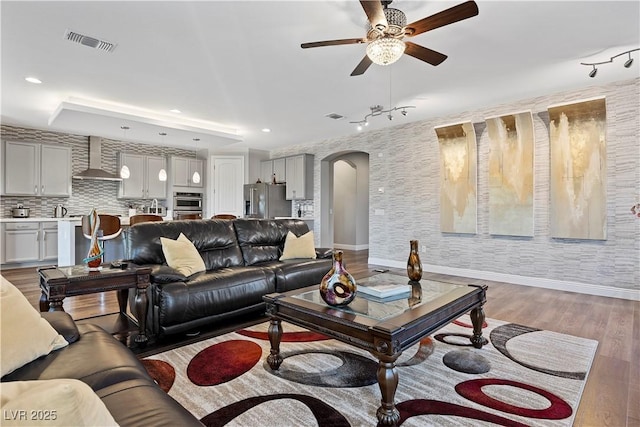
[320,151,369,250]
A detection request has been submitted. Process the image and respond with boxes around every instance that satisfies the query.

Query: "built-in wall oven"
[173,192,203,219]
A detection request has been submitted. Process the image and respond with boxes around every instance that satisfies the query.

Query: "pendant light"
[192,138,201,184]
[158,132,168,182]
[119,126,131,179]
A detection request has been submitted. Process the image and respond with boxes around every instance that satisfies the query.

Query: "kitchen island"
[1,216,171,268]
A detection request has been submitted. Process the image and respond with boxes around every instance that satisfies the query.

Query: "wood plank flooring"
[2,250,638,427]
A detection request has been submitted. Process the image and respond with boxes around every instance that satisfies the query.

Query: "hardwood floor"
[2,251,638,427]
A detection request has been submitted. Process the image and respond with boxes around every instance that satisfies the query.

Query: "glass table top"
[292,273,468,321]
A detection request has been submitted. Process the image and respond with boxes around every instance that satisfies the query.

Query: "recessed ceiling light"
[170,109,181,113]
[25,77,42,84]
[262,128,271,133]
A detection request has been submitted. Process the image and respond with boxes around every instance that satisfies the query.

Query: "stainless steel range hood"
[72,136,122,181]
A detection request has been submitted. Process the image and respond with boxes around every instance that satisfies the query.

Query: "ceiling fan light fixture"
[366,37,406,66]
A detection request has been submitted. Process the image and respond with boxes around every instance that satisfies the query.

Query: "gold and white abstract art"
[435,122,477,234]
[548,97,607,240]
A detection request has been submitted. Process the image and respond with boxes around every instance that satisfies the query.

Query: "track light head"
[401,109,407,116]
[624,54,634,68]
[589,66,598,78]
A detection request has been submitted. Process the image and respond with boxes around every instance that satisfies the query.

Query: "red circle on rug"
[236,329,330,342]
[455,378,572,419]
[141,359,175,393]
[453,319,488,329]
[187,340,262,386]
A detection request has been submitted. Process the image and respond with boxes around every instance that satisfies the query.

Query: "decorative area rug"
[142,316,598,426]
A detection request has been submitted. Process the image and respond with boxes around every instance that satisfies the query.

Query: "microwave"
[173,192,203,211]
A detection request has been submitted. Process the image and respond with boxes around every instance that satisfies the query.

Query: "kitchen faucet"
[150,199,158,214]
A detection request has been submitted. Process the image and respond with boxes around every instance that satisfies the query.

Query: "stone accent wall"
[272,78,640,291]
[0,126,198,217]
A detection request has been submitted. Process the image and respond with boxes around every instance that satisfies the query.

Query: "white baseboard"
[334,243,369,251]
[367,257,640,301]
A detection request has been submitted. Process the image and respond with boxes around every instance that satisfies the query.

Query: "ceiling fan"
[301,0,479,76]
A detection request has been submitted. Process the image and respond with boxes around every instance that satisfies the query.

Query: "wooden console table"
[37,265,151,344]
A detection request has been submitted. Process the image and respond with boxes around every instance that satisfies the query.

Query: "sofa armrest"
[315,248,334,259]
[149,265,187,284]
[41,311,80,344]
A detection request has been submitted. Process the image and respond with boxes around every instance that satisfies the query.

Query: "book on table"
[357,283,412,299]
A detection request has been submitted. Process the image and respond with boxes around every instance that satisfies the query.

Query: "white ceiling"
[1,1,639,151]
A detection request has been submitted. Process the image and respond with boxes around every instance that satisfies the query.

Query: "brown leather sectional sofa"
[125,218,332,338]
[1,311,204,426]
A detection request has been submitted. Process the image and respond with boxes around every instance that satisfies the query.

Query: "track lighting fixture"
[580,47,638,77]
[350,104,415,130]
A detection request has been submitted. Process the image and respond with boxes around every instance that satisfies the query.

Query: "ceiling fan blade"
[359,0,388,31]
[301,38,366,49]
[405,1,479,37]
[404,42,448,66]
[350,55,373,76]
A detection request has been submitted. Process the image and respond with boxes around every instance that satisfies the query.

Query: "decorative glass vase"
[319,250,357,306]
[407,240,423,281]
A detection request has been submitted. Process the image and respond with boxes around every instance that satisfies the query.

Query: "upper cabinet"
[2,141,71,197]
[172,156,204,188]
[285,154,313,200]
[118,153,167,199]
[260,158,286,183]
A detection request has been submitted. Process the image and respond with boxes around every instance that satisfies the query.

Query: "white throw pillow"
[160,233,206,276]
[279,231,317,260]
[0,379,119,426]
[0,277,68,377]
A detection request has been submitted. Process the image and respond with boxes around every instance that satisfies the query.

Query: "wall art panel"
[548,97,607,240]
[435,122,477,234]
[486,111,535,236]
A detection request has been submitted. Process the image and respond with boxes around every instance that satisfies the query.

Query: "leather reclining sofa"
[125,218,333,337]
[2,311,204,426]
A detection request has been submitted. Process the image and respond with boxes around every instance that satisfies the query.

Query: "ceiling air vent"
[64,29,116,53]
[325,113,344,120]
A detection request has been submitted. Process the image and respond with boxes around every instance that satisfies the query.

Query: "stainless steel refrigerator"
[243,183,291,218]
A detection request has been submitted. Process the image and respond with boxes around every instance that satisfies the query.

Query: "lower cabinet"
[2,222,58,264]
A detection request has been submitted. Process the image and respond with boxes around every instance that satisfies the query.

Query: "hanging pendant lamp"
[120,126,131,179]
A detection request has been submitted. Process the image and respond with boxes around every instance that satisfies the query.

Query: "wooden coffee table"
[263,273,487,426]
[38,264,151,344]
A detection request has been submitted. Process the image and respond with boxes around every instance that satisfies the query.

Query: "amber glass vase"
[407,240,423,281]
[319,250,357,306]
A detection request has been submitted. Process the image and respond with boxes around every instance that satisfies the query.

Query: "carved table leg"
[117,289,129,314]
[133,275,149,344]
[267,318,283,370]
[39,292,50,312]
[375,357,400,426]
[470,305,486,349]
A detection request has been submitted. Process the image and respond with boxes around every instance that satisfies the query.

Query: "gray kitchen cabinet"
[2,221,58,264]
[40,222,58,261]
[285,154,313,200]
[118,153,167,199]
[260,158,286,183]
[172,156,204,188]
[2,140,71,197]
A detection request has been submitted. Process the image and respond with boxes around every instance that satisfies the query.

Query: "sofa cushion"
[280,230,317,260]
[0,277,68,377]
[0,379,118,426]
[2,324,151,391]
[235,219,311,265]
[160,233,206,276]
[153,267,275,327]
[272,258,333,292]
[126,220,244,271]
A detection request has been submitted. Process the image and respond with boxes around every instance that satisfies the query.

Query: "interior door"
[211,156,244,217]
